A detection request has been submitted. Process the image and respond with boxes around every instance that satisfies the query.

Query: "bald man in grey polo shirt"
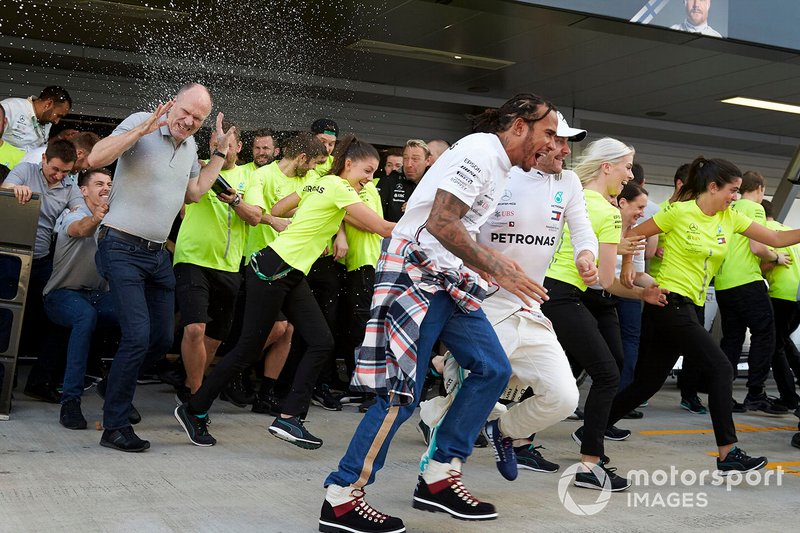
[86,83,237,452]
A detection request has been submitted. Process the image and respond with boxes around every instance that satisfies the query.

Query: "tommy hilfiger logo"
[551,210,562,221]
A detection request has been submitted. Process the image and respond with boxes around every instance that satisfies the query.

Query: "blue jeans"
[95,235,175,430]
[325,291,511,488]
[44,288,117,403]
[616,297,642,391]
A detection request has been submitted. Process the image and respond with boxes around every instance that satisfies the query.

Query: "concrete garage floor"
[0,375,798,533]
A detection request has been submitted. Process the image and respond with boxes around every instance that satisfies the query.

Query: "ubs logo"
[554,191,563,203]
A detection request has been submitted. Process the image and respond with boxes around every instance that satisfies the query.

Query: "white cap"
[557,111,587,142]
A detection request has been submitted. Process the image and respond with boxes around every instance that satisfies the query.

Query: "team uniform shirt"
[0,141,24,170]
[647,199,670,277]
[546,188,622,291]
[43,203,108,295]
[479,168,597,307]
[394,133,512,272]
[103,112,202,243]
[3,161,84,258]
[269,174,361,275]
[653,200,753,306]
[1,97,51,151]
[377,171,417,223]
[764,220,800,301]
[174,164,265,273]
[314,154,334,177]
[344,181,383,272]
[22,146,79,187]
[245,161,314,258]
[713,198,765,291]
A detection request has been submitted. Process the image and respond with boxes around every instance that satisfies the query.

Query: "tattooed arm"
[426,189,548,305]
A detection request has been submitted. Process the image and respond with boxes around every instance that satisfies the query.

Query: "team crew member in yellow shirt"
[0,105,24,180]
[760,200,800,411]
[175,135,394,449]
[714,171,789,415]
[542,138,663,492]
[173,123,265,400]
[614,157,800,474]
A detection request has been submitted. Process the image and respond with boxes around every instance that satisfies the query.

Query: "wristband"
[230,194,241,207]
[212,149,227,159]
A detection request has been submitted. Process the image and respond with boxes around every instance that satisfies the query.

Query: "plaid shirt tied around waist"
[350,238,486,406]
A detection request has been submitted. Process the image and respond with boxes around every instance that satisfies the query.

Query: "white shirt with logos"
[1,97,51,151]
[393,133,512,271]
[478,168,598,307]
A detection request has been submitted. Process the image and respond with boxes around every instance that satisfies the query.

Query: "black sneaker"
[60,399,87,430]
[96,378,142,425]
[515,444,559,473]
[570,427,611,464]
[319,488,405,533]
[680,396,707,415]
[358,396,376,413]
[622,409,644,419]
[418,419,432,446]
[604,426,631,441]
[482,419,517,481]
[220,373,255,407]
[744,393,790,416]
[791,433,800,450]
[566,407,584,421]
[24,382,61,403]
[412,472,497,520]
[100,426,150,452]
[574,461,631,491]
[312,384,342,411]
[252,390,281,416]
[268,416,323,449]
[732,399,747,413]
[174,404,216,447]
[716,446,767,475]
[474,432,489,448]
[339,393,370,406]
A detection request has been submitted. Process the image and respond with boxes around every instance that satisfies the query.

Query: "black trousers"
[608,293,737,447]
[307,255,346,386]
[678,305,707,399]
[770,297,800,406]
[716,281,774,395]
[542,278,621,457]
[188,249,333,416]
[341,266,375,381]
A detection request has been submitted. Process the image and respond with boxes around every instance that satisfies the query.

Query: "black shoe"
[83,376,99,391]
[100,426,150,452]
[174,403,216,446]
[319,488,406,533]
[268,416,323,449]
[570,427,611,464]
[791,433,800,450]
[418,419,432,446]
[60,399,87,430]
[251,390,281,416]
[482,419,517,481]
[96,379,142,425]
[358,397,376,413]
[680,396,707,415]
[732,399,747,413]
[515,444,559,473]
[136,372,161,385]
[474,432,489,448]
[717,446,767,475]
[24,382,61,403]
[174,385,192,406]
[412,472,497,520]
[574,461,631,491]
[220,373,255,407]
[744,393,790,415]
[604,425,631,440]
[622,409,644,419]
[566,407,584,421]
[339,393,370,406]
[312,384,342,411]
[774,397,799,411]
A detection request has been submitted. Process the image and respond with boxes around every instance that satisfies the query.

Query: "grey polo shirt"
[43,203,108,295]
[3,161,84,258]
[103,112,202,242]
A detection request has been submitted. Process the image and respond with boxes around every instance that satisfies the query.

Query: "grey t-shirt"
[43,203,108,295]
[102,112,201,243]
[2,161,84,258]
